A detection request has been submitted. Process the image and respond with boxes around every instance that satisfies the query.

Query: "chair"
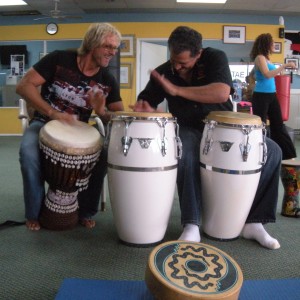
[18,98,108,211]
[18,98,29,132]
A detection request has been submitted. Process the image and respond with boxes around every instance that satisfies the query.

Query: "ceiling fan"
[34,0,82,21]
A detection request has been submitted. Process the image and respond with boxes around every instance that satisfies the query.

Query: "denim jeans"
[19,120,105,221]
[177,126,282,227]
[19,120,45,220]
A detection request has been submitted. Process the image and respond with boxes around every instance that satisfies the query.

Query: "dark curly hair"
[168,26,202,57]
[250,33,274,61]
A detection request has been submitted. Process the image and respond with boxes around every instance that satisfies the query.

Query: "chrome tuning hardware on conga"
[202,120,216,155]
[239,125,253,162]
[260,125,268,165]
[175,122,182,159]
[121,118,133,156]
[156,117,169,156]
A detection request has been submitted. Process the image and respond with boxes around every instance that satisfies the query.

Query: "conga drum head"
[112,111,173,120]
[145,241,243,300]
[206,111,262,127]
[281,158,300,167]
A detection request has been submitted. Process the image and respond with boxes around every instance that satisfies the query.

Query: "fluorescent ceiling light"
[0,0,27,6]
[177,0,227,3]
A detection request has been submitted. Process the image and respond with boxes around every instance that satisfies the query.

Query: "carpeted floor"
[0,136,299,300]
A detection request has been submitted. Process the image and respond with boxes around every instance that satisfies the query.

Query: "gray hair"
[78,23,122,56]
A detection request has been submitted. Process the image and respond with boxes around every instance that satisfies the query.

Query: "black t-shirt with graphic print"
[32,50,121,123]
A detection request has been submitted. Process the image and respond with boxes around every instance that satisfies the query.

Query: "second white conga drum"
[145,241,243,300]
[200,111,266,240]
[107,112,182,246]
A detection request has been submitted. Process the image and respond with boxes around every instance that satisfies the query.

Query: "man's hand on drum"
[129,100,156,112]
[87,87,107,116]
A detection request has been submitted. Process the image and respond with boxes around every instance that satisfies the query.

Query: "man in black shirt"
[132,26,281,250]
[17,23,124,231]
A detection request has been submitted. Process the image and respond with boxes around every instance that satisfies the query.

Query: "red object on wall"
[290,43,300,52]
[275,75,291,121]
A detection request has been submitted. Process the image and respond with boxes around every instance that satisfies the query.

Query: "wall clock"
[46,23,58,35]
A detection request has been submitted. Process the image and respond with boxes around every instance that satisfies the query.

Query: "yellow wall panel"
[0,22,283,134]
[0,23,282,41]
[0,108,22,135]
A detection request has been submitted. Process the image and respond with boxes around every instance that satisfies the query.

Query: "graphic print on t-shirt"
[45,65,111,119]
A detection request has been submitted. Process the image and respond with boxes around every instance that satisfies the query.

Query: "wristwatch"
[46,23,58,35]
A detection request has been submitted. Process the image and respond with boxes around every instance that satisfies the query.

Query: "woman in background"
[250,33,296,160]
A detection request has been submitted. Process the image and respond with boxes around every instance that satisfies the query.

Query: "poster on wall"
[284,31,300,57]
[284,31,300,74]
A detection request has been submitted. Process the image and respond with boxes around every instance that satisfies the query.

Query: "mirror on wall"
[0,40,82,107]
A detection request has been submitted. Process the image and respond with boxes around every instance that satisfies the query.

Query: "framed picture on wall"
[285,57,299,70]
[120,35,135,57]
[223,26,246,44]
[120,63,132,88]
[273,42,282,53]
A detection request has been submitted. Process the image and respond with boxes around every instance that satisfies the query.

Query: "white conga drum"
[200,111,266,240]
[107,111,182,246]
[39,120,102,230]
[145,241,243,300]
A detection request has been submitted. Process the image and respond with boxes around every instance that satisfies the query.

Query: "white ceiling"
[1,0,300,17]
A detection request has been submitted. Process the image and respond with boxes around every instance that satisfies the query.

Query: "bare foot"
[79,219,96,229]
[26,220,41,231]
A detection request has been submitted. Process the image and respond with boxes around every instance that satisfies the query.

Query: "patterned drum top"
[146,241,243,300]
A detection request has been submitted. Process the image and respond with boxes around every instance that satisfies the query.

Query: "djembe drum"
[39,120,101,230]
[145,241,243,300]
[200,111,267,240]
[281,159,300,218]
[107,111,182,247]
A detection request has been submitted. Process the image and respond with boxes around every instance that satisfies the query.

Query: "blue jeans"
[19,120,106,221]
[177,126,282,227]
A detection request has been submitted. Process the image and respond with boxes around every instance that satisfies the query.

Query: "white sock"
[178,224,201,242]
[241,223,280,250]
